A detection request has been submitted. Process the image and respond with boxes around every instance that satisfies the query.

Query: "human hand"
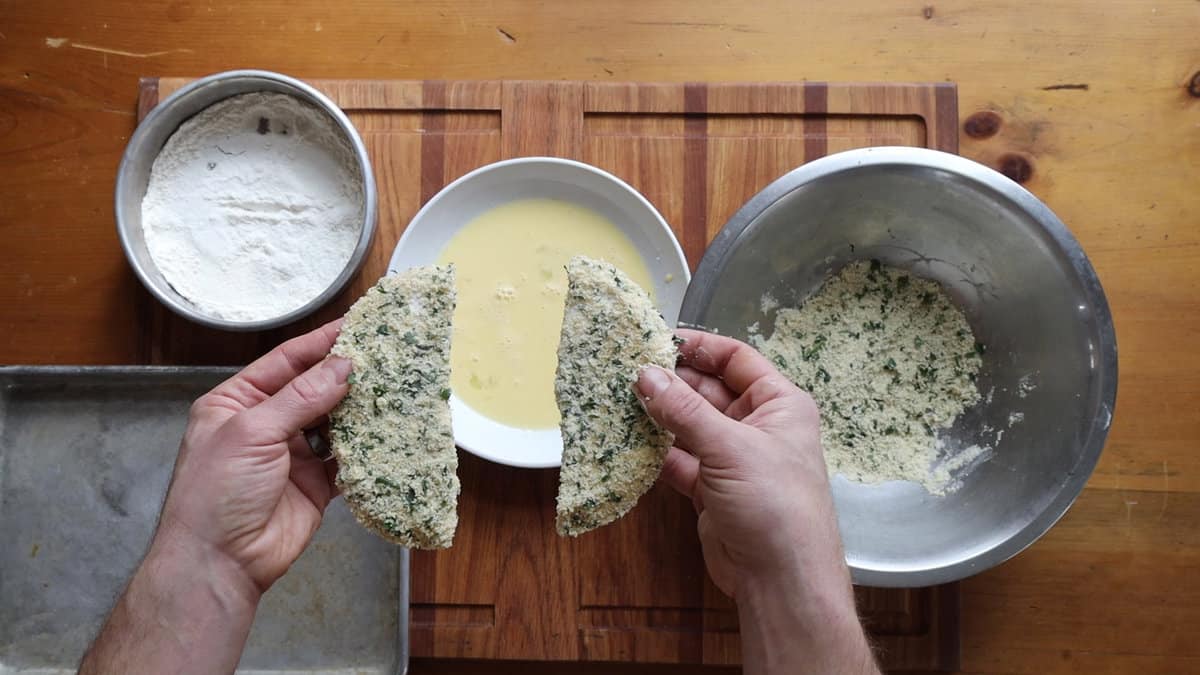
[155,320,351,594]
[80,322,353,674]
[636,328,846,598]
[637,330,876,675]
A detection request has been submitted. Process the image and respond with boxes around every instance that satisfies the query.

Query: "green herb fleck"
[801,334,828,361]
[374,476,401,490]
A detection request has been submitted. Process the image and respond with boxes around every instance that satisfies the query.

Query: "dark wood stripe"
[803,81,828,161]
[420,80,447,206]
[682,82,708,273]
[938,583,962,670]
[680,81,709,665]
[409,551,435,656]
[933,83,959,153]
[411,80,446,659]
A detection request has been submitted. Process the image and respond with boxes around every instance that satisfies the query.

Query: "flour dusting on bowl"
[141,92,364,322]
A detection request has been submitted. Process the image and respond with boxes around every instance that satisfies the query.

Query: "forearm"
[79,529,261,675]
[737,567,878,675]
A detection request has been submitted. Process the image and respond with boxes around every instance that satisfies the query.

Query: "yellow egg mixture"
[437,198,655,429]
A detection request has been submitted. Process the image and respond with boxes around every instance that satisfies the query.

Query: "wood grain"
[137,77,954,370]
[2,2,1198,673]
[135,77,959,669]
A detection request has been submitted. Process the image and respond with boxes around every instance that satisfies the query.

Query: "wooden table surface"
[2,2,1197,673]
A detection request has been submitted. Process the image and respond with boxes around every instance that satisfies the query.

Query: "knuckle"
[794,387,817,410]
[661,449,683,475]
[791,389,821,425]
[745,376,780,407]
[764,374,794,394]
[755,374,809,404]
[659,383,706,429]
[277,337,312,375]
[188,394,211,418]
[221,413,257,443]
[288,371,326,407]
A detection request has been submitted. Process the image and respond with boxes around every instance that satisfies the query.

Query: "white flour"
[142,92,363,322]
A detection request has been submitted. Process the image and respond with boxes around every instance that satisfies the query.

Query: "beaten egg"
[437,198,655,429]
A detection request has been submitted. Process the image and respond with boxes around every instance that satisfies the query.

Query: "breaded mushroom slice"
[329,265,459,549]
[555,256,677,536]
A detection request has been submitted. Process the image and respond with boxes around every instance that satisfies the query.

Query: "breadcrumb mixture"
[554,256,677,536]
[753,260,983,494]
[330,265,459,548]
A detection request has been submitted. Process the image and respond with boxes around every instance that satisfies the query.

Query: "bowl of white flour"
[116,70,376,330]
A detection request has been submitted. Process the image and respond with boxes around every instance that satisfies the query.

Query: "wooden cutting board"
[138,78,961,670]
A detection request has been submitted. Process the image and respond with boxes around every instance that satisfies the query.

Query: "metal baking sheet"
[0,367,408,675]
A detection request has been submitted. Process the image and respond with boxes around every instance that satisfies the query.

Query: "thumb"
[636,365,738,457]
[237,356,352,444]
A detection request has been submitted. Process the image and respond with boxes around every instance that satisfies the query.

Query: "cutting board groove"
[138,77,960,671]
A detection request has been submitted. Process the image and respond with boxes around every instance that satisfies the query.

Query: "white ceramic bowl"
[388,157,690,468]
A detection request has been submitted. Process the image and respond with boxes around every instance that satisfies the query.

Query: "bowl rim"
[115,69,378,332]
[681,146,1119,587]
[389,156,691,469]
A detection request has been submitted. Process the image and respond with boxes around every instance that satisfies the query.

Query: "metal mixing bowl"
[681,147,1117,587]
[115,70,377,331]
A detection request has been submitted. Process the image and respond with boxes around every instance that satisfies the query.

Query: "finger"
[724,373,803,422]
[308,419,342,498]
[212,320,344,406]
[676,366,736,411]
[740,387,822,432]
[659,447,701,511]
[675,329,780,395]
[287,434,336,511]
[636,365,738,458]
[325,456,341,499]
[237,356,353,444]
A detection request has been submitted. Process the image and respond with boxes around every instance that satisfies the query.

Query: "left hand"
[155,320,351,593]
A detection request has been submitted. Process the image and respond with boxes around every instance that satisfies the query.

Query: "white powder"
[142,92,363,322]
[1017,372,1038,398]
[929,441,991,494]
[759,291,779,314]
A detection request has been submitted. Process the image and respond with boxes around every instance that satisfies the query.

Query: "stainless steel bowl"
[115,70,377,331]
[681,147,1117,587]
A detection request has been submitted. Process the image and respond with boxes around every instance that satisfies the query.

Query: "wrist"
[737,567,876,675]
[79,525,262,674]
[145,518,263,610]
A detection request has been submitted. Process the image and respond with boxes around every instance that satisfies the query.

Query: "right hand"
[635,329,851,601]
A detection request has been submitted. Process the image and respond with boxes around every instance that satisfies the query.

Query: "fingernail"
[326,356,353,384]
[636,365,672,400]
